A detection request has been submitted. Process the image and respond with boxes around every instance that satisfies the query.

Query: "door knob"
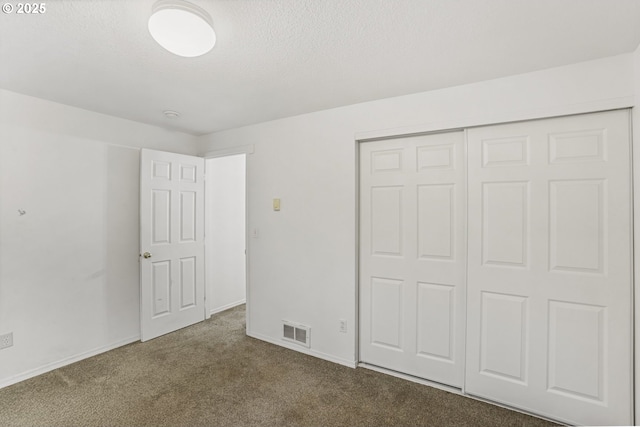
[143,252,152,259]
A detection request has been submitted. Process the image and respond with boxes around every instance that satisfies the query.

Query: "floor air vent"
[282,321,310,347]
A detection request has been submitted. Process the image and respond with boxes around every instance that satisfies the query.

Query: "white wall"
[0,89,198,387]
[205,154,246,316]
[197,54,636,367]
[633,43,640,422]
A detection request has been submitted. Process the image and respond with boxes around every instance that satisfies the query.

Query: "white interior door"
[464,110,632,425]
[140,149,205,341]
[360,131,466,387]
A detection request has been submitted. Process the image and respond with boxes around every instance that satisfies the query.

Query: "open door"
[140,149,205,341]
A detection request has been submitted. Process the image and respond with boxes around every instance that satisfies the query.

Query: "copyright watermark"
[2,3,46,14]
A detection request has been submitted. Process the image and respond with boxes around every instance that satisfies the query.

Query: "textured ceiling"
[1,0,640,136]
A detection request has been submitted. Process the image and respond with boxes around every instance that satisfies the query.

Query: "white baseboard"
[208,299,246,318]
[247,330,357,369]
[0,335,140,389]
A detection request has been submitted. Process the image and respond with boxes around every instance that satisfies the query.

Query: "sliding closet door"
[465,110,632,425]
[360,131,465,387]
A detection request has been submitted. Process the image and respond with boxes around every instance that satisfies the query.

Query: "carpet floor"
[0,305,557,426]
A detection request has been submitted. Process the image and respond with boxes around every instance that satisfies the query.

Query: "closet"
[359,110,632,425]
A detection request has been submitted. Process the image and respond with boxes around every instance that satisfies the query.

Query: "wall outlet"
[339,319,347,333]
[0,332,13,350]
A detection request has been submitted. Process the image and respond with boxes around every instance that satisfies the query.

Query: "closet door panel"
[465,110,632,426]
[360,131,466,388]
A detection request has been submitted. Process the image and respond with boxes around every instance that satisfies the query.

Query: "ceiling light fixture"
[148,0,216,57]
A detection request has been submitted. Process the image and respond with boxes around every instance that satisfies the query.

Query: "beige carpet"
[0,305,557,426]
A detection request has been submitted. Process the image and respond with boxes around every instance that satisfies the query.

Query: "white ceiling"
[1,0,640,136]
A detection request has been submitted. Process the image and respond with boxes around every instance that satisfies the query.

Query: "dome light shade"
[148,0,216,57]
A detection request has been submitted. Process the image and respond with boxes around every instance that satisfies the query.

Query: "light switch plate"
[273,198,280,211]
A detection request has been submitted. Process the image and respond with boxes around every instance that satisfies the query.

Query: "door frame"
[355,107,636,423]
[204,144,253,332]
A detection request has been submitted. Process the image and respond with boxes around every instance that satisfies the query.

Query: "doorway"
[140,149,249,340]
[205,154,247,317]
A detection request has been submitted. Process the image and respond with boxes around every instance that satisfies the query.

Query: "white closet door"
[465,110,632,425]
[360,131,466,387]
